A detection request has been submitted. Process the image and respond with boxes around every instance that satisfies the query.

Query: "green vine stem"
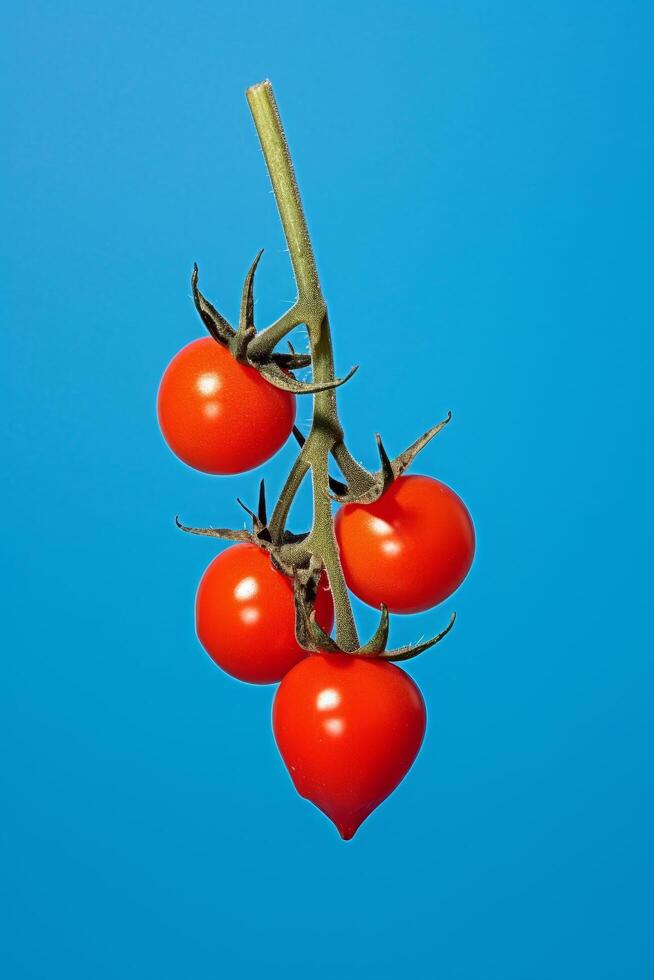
[246,80,362,652]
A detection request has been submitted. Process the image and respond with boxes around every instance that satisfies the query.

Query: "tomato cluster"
[158,78,475,839]
[158,326,474,838]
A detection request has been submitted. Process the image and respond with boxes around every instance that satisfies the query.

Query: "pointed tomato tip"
[335,820,360,841]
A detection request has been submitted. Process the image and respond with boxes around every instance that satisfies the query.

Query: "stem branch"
[268,444,310,543]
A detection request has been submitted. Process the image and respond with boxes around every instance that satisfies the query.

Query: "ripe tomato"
[196,543,334,685]
[157,337,295,474]
[273,653,426,839]
[335,474,475,614]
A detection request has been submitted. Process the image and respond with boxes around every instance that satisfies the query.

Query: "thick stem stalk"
[246,82,320,301]
[246,80,359,651]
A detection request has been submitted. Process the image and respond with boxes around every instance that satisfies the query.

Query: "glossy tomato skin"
[157,337,295,474]
[196,543,334,685]
[273,653,426,839]
[335,474,475,614]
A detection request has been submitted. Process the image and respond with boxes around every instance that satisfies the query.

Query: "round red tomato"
[273,652,426,839]
[196,543,334,684]
[157,337,295,474]
[335,474,475,614]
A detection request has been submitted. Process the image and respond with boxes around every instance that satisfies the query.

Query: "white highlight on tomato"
[197,372,221,395]
[240,607,260,624]
[316,687,341,711]
[235,576,259,601]
[369,516,392,536]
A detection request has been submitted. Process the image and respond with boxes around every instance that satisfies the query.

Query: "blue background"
[3,2,653,977]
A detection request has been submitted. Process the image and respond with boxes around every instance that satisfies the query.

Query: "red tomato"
[157,337,295,474]
[273,653,426,839]
[335,474,475,614]
[196,543,334,685]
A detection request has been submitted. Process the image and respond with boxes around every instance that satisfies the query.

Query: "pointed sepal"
[258,361,359,395]
[380,612,456,662]
[356,605,390,655]
[175,515,252,543]
[307,611,341,653]
[376,433,394,486]
[191,264,235,345]
[270,338,312,370]
[391,411,452,479]
[296,607,455,662]
[329,412,452,504]
[270,351,312,369]
[232,250,263,359]
[235,481,274,543]
[257,479,267,527]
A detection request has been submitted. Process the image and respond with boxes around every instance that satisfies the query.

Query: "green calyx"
[191,253,357,395]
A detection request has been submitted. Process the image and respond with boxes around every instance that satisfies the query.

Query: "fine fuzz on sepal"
[176,490,308,560]
[356,605,390,655]
[192,255,357,395]
[329,412,453,504]
[270,351,312,369]
[307,611,341,653]
[379,612,456,662]
[191,264,235,346]
[232,250,263,358]
[293,593,454,662]
[175,515,252,543]
[258,361,359,395]
[236,491,272,544]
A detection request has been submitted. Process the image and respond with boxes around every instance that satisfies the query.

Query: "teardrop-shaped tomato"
[273,652,426,839]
